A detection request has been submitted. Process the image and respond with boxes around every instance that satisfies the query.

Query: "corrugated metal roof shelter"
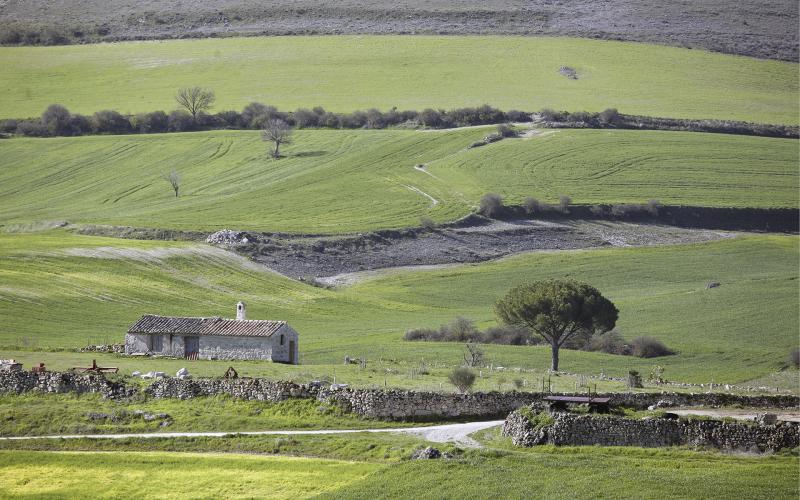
[124,302,299,364]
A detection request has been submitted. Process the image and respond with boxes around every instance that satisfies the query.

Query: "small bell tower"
[236,301,246,321]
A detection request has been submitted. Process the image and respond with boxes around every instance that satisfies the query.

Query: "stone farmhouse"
[125,302,299,364]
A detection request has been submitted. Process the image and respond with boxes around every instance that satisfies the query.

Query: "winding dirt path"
[0,420,505,448]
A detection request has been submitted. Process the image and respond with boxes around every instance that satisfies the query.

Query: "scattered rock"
[411,447,442,459]
[206,229,251,246]
[755,413,778,425]
[176,367,191,380]
[559,66,578,79]
[79,344,124,354]
[86,412,110,420]
[706,281,721,289]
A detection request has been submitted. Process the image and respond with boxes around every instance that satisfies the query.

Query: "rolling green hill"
[1,230,796,385]
[0,36,797,123]
[0,128,796,233]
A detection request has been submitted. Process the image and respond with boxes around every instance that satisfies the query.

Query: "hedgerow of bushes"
[404,317,675,358]
[1,103,796,139]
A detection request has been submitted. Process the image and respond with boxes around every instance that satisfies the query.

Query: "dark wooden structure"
[71,359,119,374]
[544,395,612,413]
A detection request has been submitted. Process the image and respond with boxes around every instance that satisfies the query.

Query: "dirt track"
[0,420,505,448]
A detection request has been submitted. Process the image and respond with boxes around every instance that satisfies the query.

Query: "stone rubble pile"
[206,230,251,245]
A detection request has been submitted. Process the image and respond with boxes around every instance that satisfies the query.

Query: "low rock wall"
[503,408,799,452]
[0,370,134,399]
[1,371,797,421]
[144,377,316,401]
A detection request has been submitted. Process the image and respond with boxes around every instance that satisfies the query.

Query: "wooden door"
[289,340,296,364]
[184,336,199,360]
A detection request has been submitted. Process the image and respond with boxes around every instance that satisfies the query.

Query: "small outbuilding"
[125,302,299,364]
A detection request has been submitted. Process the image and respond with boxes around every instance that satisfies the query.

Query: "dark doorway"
[184,336,199,360]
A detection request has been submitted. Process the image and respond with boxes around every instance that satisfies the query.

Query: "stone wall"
[145,377,315,400]
[502,408,799,452]
[198,336,275,361]
[0,371,134,399]
[321,388,540,420]
[1,371,797,422]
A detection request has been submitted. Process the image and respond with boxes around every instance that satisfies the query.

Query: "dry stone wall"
[503,408,799,452]
[0,371,134,399]
[145,377,315,401]
[1,371,797,422]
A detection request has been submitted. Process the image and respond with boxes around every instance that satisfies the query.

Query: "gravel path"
[0,420,505,447]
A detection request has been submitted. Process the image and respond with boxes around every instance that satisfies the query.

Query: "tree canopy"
[495,279,618,371]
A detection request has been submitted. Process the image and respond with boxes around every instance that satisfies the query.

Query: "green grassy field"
[0,230,797,386]
[1,442,796,499]
[0,128,796,233]
[0,394,426,437]
[0,36,797,123]
[0,451,382,498]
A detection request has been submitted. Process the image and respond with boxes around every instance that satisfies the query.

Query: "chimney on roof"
[236,301,246,321]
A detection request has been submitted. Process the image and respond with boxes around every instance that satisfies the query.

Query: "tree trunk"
[273,142,280,158]
[550,341,559,372]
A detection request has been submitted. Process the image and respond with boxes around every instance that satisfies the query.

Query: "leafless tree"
[262,119,293,158]
[162,169,181,197]
[175,87,215,119]
[463,342,485,367]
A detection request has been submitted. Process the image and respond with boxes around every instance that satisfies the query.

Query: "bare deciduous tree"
[162,169,181,197]
[463,342,485,367]
[262,119,293,158]
[175,87,215,119]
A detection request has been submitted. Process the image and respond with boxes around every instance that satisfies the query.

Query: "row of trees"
[0,95,530,138]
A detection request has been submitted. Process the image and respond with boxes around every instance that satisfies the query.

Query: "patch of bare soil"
[217,220,732,283]
[1,0,796,60]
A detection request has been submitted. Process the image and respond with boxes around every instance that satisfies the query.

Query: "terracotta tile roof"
[127,314,286,337]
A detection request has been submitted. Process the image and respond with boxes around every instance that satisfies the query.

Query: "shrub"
[0,119,18,133]
[418,108,443,128]
[506,110,531,122]
[558,195,572,213]
[440,317,480,342]
[631,336,675,358]
[586,331,630,355]
[478,193,504,218]
[789,348,800,368]
[167,110,196,132]
[482,324,531,345]
[41,104,72,136]
[292,108,319,128]
[68,114,93,135]
[92,110,131,134]
[496,123,517,137]
[420,216,437,230]
[404,328,438,341]
[133,111,169,133]
[241,102,283,129]
[215,110,242,128]
[448,367,476,393]
[340,110,368,128]
[16,119,49,137]
[598,108,620,125]
[523,197,541,214]
[365,108,386,129]
[646,199,661,215]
